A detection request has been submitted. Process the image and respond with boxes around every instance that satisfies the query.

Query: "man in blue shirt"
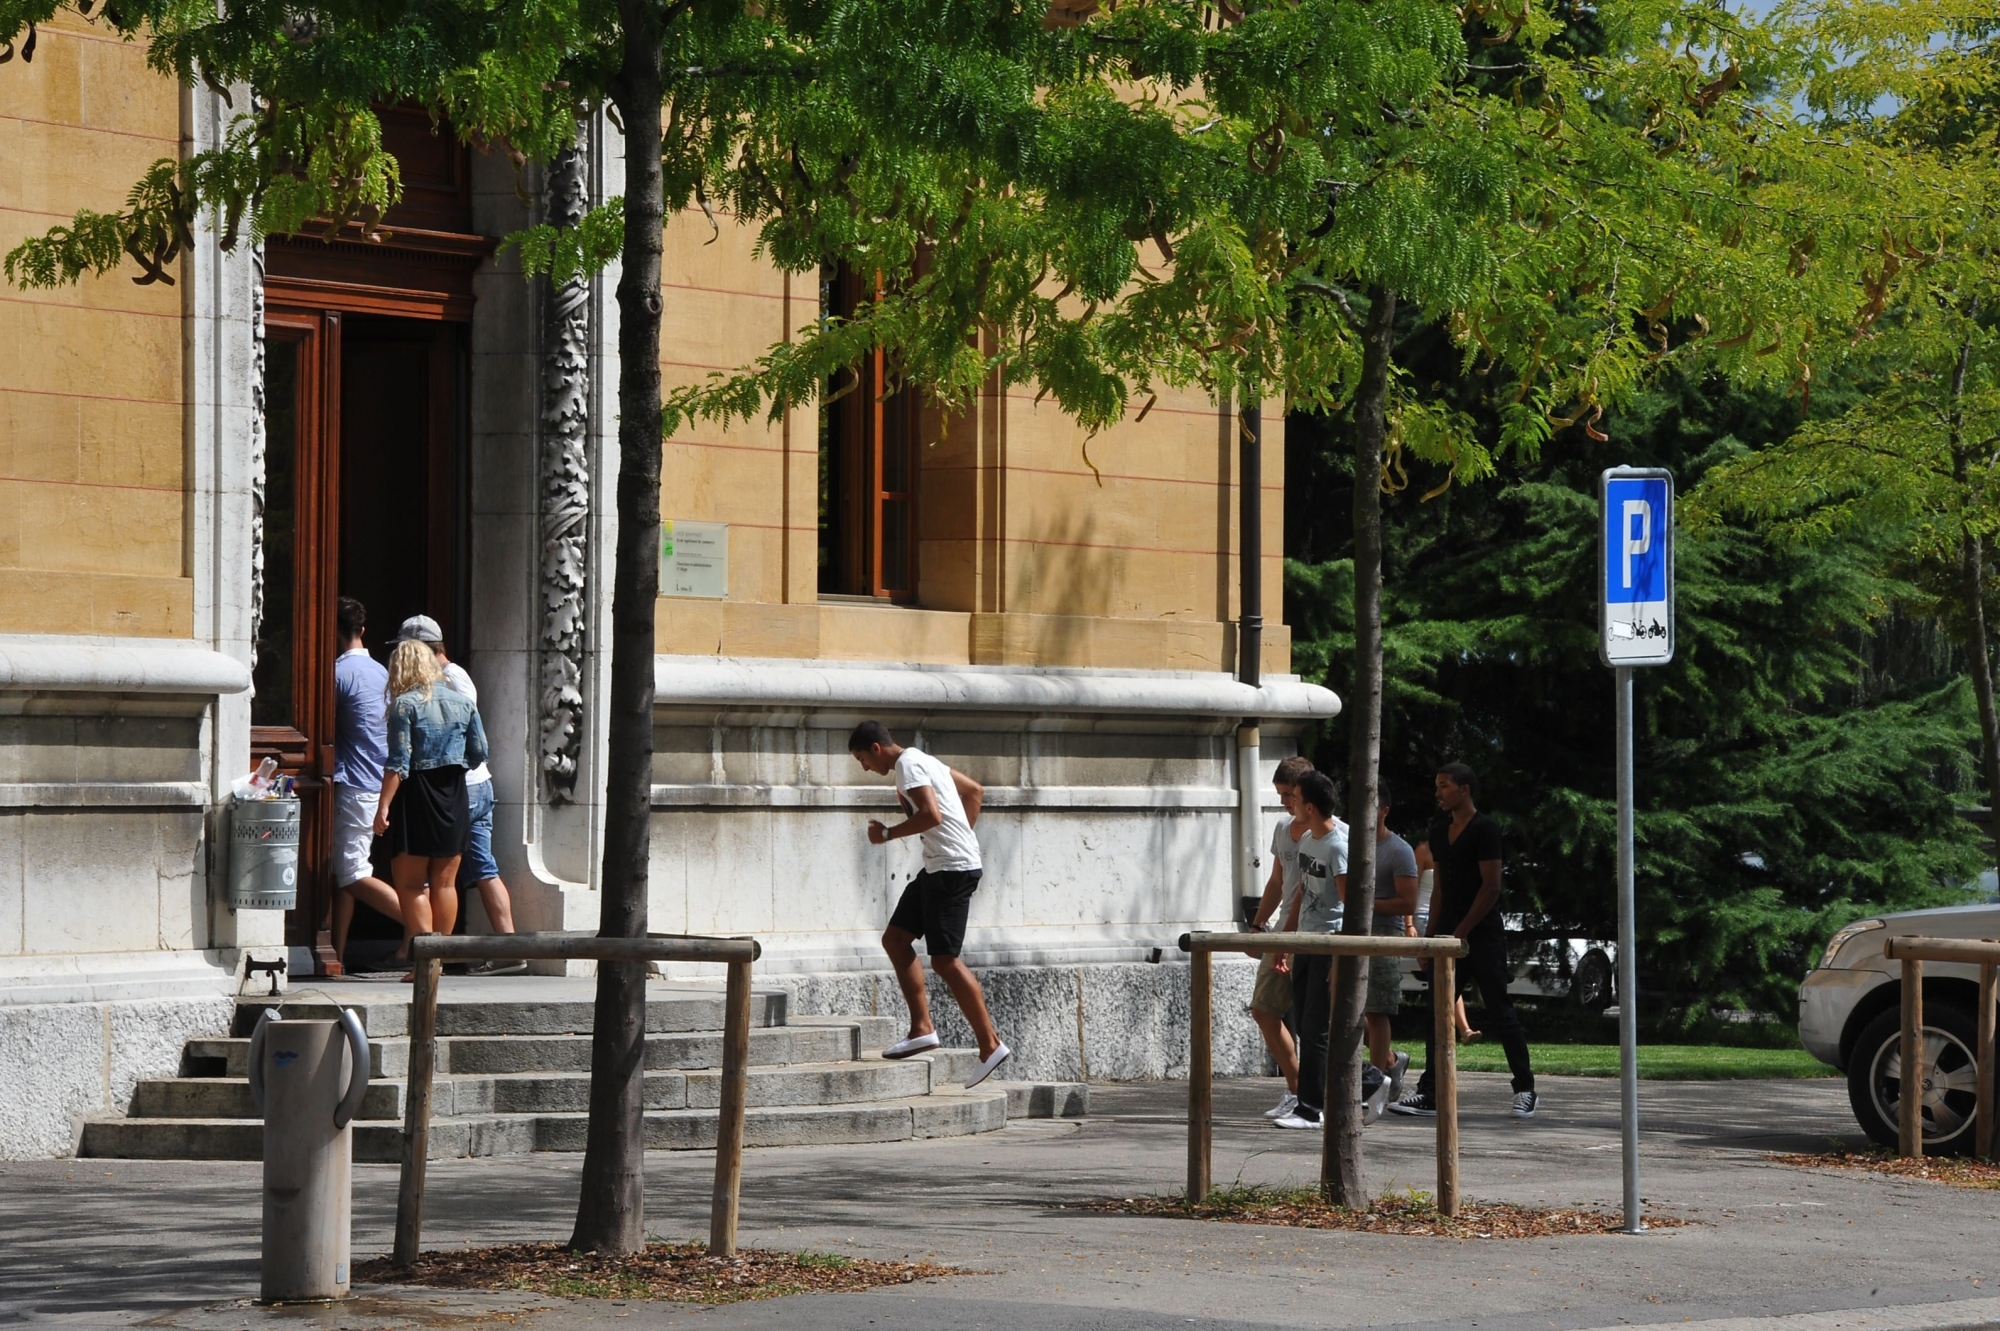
[329,597,401,964]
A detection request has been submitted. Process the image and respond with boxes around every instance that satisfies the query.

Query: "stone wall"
[0,994,232,1159]
[766,958,1267,1081]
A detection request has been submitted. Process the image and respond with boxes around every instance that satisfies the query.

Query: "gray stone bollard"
[249,1009,370,1303]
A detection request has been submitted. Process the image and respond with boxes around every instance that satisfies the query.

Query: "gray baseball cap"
[397,614,444,644]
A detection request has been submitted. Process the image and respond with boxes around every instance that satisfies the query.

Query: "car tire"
[1845,1002,1981,1155]
[1572,949,1615,1011]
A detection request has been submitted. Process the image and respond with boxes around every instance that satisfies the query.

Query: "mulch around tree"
[1067,1187,1691,1238]
[355,1242,966,1305]
[1772,1149,2000,1190]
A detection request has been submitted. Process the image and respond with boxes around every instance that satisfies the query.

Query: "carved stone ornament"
[248,244,267,676]
[538,137,591,802]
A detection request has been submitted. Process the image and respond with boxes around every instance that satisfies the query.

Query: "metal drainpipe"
[1235,387,1264,922]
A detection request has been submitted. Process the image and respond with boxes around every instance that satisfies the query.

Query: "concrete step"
[230,988,789,1038]
[79,1088,1010,1161]
[185,1021,865,1080]
[442,1025,856,1074]
[128,1057,941,1121]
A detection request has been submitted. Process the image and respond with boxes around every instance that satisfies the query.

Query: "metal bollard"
[249,1007,370,1302]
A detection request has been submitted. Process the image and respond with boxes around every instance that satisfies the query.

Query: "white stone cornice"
[653,656,1340,719]
[0,637,252,695]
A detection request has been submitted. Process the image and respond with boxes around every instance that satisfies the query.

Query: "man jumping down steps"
[849,721,1012,1088]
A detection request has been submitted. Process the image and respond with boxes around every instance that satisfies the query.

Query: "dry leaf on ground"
[356,1242,966,1304]
[1772,1149,2000,1190]
[1066,1187,1691,1238]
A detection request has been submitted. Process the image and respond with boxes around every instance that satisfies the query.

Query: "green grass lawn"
[1449,1042,1835,1079]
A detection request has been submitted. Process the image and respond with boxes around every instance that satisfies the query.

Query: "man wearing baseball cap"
[400,615,524,975]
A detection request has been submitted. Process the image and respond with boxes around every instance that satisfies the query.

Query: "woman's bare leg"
[390,854,433,963]
[428,855,461,938]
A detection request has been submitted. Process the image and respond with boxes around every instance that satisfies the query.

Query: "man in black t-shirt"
[1388,762,1540,1119]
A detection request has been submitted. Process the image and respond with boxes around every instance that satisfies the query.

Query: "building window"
[819,262,919,600]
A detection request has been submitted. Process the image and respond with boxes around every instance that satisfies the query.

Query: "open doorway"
[252,309,471,972]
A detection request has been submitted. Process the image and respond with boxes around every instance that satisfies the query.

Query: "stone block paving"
[4,1073,1999,1329]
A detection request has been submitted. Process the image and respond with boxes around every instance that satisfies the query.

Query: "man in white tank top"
[849,720,1011,1089]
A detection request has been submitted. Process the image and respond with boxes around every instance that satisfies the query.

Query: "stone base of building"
[761,957,1266,1083]
[0,994,234,1159]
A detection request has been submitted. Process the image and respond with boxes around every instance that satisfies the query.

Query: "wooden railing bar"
[1178,931,1467,1216]
[392,931,759,1266]
[407,930,759,964]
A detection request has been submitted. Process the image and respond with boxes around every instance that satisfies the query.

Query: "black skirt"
[385,766,469,859]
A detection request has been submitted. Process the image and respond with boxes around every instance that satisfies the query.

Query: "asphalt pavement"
[3,1072,1997,1330]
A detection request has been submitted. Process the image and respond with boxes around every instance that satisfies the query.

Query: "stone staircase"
[78,976,1086,1161]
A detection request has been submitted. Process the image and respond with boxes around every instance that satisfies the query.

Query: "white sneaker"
[1362,1075,1390,1126]
[882,1032,942,1060]
[1263,1091,1299,1120]
[964,1042,1012,1088]
[1388,1051,1411,1104]
[1273,1109,1321,1130]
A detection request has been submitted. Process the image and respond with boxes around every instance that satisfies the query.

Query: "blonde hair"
[387,638,443,700]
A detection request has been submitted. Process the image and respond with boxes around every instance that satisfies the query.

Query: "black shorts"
[887,868,981,958]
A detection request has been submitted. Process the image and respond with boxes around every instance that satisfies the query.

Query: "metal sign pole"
[1615,666,1642,1233]
[1599,465,1671,1238]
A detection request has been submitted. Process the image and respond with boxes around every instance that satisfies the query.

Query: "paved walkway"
[3,1073,1997,1329]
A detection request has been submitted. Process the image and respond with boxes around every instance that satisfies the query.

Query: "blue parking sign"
[1599,468,1673,666]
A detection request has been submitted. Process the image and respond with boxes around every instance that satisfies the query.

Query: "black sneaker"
[1512,1090,1540,1119]
[1388,1091,1438,1118]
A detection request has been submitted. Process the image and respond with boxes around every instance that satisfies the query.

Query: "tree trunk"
[571,20,665,1255]
[1324,285,1396,1207]
[1948,334,2000,862]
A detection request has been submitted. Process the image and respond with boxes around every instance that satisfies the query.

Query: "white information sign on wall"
[662,520,729,599]
[1598,468,1674,668]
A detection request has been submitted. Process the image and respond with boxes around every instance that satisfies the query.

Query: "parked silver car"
[1799,901,2000,1154]
[1400,912,1618,1009]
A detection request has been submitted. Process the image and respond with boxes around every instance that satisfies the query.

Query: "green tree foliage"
[1288,366,1986,1022]
[1690,0,2000,824]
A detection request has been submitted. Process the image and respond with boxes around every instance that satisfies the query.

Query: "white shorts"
[331,785,380,887]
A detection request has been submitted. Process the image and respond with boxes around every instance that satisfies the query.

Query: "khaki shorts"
[1366,913,1407,1015]
[1251,951,1293,1016]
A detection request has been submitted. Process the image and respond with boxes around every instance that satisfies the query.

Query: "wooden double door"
[254,294,471,971]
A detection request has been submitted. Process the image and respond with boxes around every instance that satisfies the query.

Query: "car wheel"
[1572,948,1615,1011]
[1845,1003,1981,1155]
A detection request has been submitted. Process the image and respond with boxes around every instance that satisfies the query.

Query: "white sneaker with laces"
[1512,1089,1540,1119]
[882,1032,942,1060]
[1264,1091,1299,1120]
[1272,1109,1321,1130]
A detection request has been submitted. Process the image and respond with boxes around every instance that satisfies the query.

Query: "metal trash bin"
[230,798,300,911]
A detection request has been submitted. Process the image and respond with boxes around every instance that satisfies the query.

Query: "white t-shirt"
[893,747,982,873]
[1269,816,1305,923]
[440,661,493,786]
[1295,820,1350,933]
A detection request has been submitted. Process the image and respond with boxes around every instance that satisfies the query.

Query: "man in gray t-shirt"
[1366,784,1422,1102]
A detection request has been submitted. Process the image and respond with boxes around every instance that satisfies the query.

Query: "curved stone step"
[444,1025,855,1073]
[80,1088,1009,1161]
[232,989,789,1038]
[185,1021,861,1081]
[129,1057,938,1121]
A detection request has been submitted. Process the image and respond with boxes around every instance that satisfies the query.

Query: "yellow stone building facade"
[0,37,1335,1157]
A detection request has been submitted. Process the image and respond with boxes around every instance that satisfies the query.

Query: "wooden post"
[1188,948,1213,1202]
[1977,961,1996,1162]
[709,957,753,1255]
[1433,954,1459,1217]
[1899,956,1924,1159]
[393,950,443,1266]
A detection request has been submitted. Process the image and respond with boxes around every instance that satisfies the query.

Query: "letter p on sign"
[1600,469,1673,667]
[1622,499,1651,589]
